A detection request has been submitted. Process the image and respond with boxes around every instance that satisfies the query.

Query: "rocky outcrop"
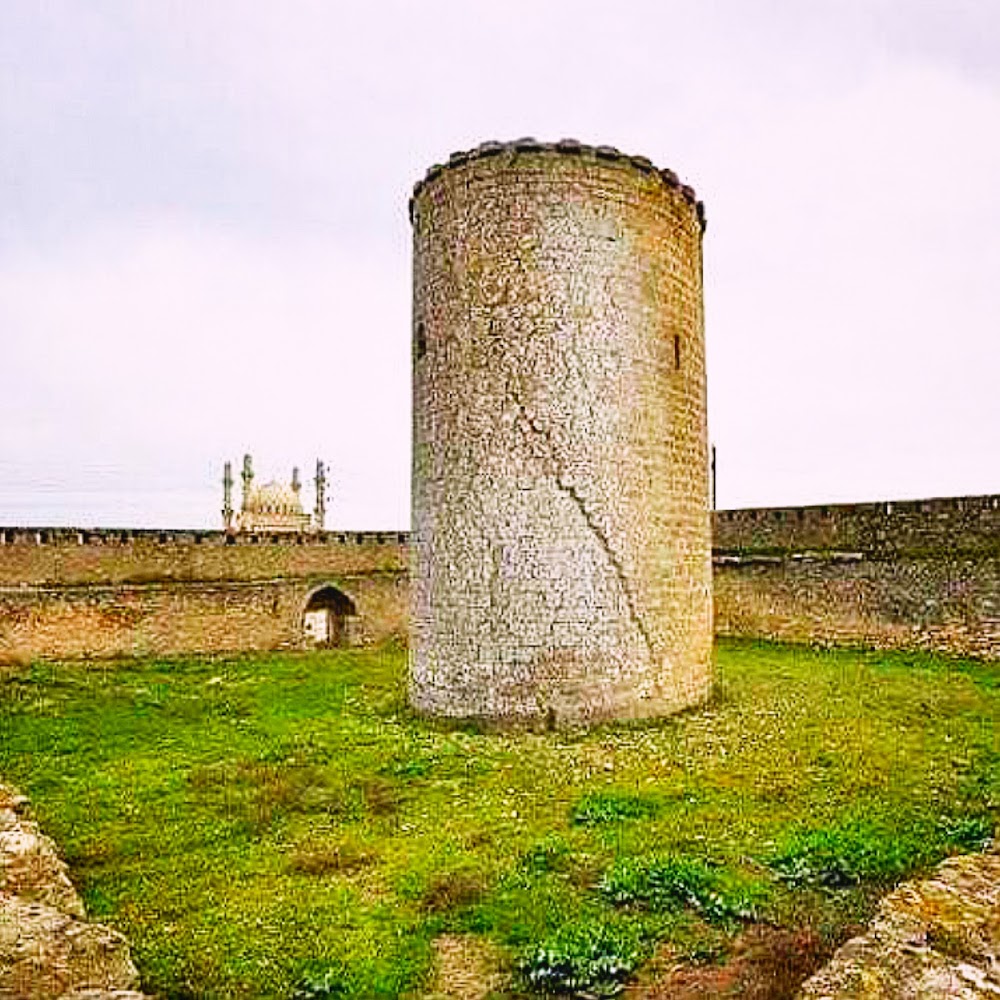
[797,851,1000,999]
[0,783,152,1000]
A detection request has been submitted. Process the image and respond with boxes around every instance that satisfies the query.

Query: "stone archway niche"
[302,585,357,647]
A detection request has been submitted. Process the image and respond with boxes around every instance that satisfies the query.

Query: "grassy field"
[1,640,997,998]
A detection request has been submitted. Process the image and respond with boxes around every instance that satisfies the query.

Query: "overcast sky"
[2,0,998,529]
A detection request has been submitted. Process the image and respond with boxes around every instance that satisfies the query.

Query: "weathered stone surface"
[410,141,713,726]
[0,795,84,918]
[0,530,408,658]
[0,784,152,1000]
[0,896,141,999]
[797,852,1000,999]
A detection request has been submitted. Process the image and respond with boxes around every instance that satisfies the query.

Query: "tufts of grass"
[571,790,660,825]
[418,868,489,914]
[186,759,404,838]
[358,775,401,817]
[599,855,765,924]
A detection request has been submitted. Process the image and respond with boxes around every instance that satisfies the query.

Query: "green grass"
[0,640,997,998]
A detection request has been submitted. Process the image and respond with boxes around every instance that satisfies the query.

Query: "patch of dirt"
[626,925,831,1000]
[425,933,507,1000]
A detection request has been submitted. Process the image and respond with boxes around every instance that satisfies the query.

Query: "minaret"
[314,459,327,531]
[222,461,234,531]
[241,454,254,513]
[291,466,301,495]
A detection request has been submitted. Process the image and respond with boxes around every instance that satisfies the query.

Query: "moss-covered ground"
[0,640,996,998]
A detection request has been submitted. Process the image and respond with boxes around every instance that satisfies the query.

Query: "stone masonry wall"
[714,494,1000,659]
[715,495,1000,558]
[0,531,408,659]
[1,495,997,662]
[715,555,1000,658]
[409,140,712,726]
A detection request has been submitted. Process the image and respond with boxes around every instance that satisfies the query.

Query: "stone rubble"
[0,783,152,1000]
[797,851,1000,999]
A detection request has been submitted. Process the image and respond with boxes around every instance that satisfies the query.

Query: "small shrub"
[599,856,763,923]
[571,791,659,825]
[518,921,641,997]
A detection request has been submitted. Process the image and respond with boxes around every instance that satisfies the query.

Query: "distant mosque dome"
[223,454,328,534]
[246,481,303,517]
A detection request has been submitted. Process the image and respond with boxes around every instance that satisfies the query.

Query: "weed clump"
[936,813,994,852]
[294,960,353,998]
[599,856,764,924]
[571,790,659,825]
[518,920,642,997]
[520,834,573,874]
[768,812,994,890]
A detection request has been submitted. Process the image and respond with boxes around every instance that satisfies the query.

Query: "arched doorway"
[302,585,357,647]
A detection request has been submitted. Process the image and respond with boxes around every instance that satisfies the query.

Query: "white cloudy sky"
[1,0,998,528]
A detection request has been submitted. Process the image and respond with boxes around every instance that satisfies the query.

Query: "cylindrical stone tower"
[409,139,711,726]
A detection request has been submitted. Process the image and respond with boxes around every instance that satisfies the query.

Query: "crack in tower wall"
[512,398,657,667]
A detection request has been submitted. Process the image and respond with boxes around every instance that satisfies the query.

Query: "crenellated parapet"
[0,528,408,547]
[410,138,706,231]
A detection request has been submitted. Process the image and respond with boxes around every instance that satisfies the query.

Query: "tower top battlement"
[409,138,705,231]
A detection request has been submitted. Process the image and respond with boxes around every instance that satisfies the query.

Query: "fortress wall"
[1,494,997,662]
[714,555,1000,659]
[0,529,407,586]
[714,495,1000,557]
[713,495,1000,658]
[0,530,408,659]
[0,573,407,659]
